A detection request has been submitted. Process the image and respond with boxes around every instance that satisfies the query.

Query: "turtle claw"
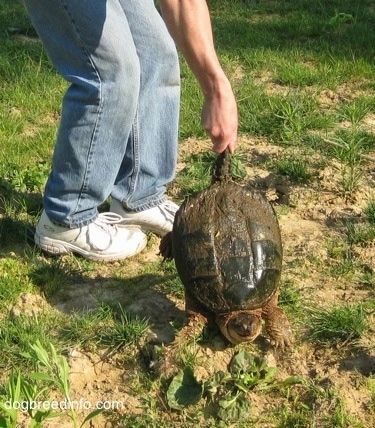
[159,231,174,261]
[264,307,294,350]
[270,329,294,350]
[145,311,207,379]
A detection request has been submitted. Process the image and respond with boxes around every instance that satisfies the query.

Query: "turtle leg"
[261,291,294,348]
[183,292,212,338]
[149,293,210,378]
[159,231,174,260]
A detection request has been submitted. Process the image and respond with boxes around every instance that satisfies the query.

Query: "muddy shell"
[172,158,282,314]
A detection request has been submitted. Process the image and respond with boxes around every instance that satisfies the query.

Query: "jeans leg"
[22,0,140,227]
[111,0,181,212]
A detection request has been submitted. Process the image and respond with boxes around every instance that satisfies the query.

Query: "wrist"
[200,71,233,99]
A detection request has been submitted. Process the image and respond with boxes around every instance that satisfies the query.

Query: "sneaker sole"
[34,232,147,261]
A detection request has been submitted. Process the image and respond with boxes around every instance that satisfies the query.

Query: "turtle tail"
[213,148,231,184]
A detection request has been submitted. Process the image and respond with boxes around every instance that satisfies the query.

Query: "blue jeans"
[22,0,180,227]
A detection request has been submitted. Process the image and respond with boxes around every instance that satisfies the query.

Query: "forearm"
[159,0,238,153]
[159,0,228,97]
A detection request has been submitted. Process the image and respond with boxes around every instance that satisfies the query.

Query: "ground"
[8,135,375,427]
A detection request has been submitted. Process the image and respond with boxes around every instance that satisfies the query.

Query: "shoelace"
[93,212,124,236]
[97,212,124,224]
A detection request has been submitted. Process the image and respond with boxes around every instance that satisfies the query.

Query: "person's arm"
[159,0,238,153]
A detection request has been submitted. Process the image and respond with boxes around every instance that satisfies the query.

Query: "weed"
[344,220,375,246]
[325,239,358,277]
[0,341,103,427]
[307,303,368,345]
[328,257,358,278]
[364,199,375,224]
[0,258,34,304]
[29,258,75,296]
[276,380,364,428]
[327,396,364,427]
[359,271,375,289]
[166,350,302,422]
[0,373,27,428]
[337,101,370,130]
[270,152,314,183]
[331,132,366,197]
[0,312,61,371]
[279,279,304,317]
[166,366,203,411]
[98,304,150,356]
[155,260,185,299]
[175,152,216,196]
[176,151,246,197]
[324,101,372,197]
[60,303,114,349]
[326,238,350,261]
[368,377,375,410]
[178,342,200,372]
[273,98,306,144]
[327,226,369,267]
[1,162,50,194]
[328,11,354,32]
[275,401,312,428]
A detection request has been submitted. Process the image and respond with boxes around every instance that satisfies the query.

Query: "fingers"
[204,113,238,154]
[212,136,236,154]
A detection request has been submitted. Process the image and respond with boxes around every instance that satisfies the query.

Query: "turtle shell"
[172,173,282,314]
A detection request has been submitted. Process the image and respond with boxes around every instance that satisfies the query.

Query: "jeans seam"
[59,0,103,217]
[128,112,140,198]
[122,196,167,213]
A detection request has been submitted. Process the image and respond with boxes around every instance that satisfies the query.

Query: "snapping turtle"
[160,150,293,348]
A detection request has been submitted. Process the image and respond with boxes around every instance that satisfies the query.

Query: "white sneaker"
[34,210,147,261]
[110,199,179,237]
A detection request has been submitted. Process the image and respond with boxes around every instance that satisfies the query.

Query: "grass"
[274,386,363,428]
[174,150,247,197]
[307,303,368,345]
[364,199,375,224]
[1,0,375,426]
[345,221,375,246]
[267,150,315,183]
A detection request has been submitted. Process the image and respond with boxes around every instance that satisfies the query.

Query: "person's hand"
[201,80,238,154]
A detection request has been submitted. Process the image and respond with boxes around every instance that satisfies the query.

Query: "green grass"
[307,303,368,345]
[267,150,315,183]
[1,0,375,426]
[345,221,375,246]
[274,385,364,428]
[174,150,247,197]
[364,199,375,224]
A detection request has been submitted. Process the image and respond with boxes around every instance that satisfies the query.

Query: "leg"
[149,292,208,378]
[23,0,141,227]
[111,0,180,211]
[262,291,294,348]
[23,0,148,259]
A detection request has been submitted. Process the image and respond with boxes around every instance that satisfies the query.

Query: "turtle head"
[216,311,262,345]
